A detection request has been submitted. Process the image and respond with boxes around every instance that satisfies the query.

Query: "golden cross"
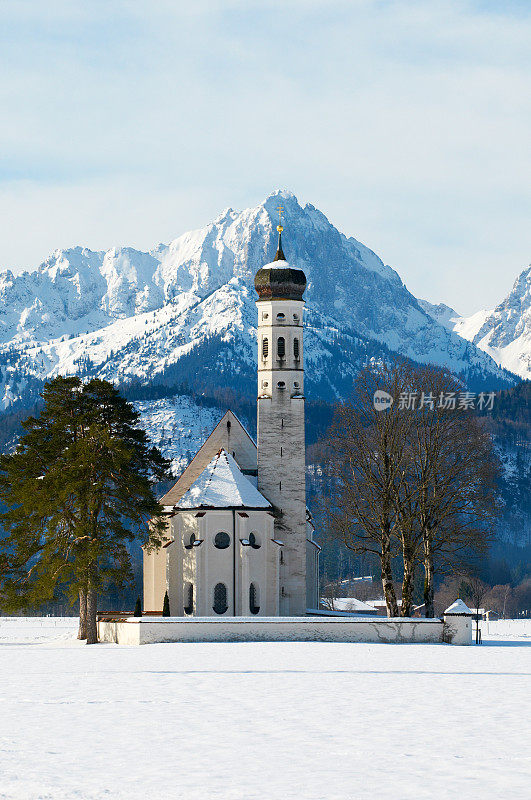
[276,204,284,233]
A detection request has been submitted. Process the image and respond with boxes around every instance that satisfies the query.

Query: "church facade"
[143,225,320,616]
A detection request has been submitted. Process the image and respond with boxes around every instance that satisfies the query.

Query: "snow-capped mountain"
[0,190,516,410]
[421,266,531,380]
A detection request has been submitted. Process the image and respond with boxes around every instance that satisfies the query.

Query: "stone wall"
[98,614,471,646]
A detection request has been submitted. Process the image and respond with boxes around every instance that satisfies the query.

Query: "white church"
[143,217,320,617]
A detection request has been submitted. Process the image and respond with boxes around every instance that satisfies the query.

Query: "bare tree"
[406,367,499,616]
[484,584,514,619]
[322,362,416,616]
[321,361,500,619]
[460,571,491,643]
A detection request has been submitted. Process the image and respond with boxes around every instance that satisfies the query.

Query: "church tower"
[254,208,308,615]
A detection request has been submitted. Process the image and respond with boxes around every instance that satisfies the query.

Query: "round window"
[214,531,231,549]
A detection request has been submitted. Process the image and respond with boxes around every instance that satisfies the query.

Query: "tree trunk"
[86,588,98,644]
[423,534,435,617]
[401,549,414,617]
[77,589,87,639]
[381,534,399,617]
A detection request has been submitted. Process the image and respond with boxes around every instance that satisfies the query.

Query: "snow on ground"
[0,619,530,800]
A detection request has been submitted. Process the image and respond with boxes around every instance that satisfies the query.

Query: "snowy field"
[1,618,530,800]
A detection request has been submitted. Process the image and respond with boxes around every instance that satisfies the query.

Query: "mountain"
[0,190,516,411]
[421,266,531,380]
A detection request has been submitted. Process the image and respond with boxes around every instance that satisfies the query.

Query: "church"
[143,213,320,617]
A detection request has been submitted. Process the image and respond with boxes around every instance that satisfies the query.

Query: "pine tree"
[134,596,142,617]
[162,591,170,616]
[0,377,172,643]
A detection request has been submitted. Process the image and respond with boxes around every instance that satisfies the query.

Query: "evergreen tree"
[134,596,142,617]
[162,591,170,616]
[0,377,171,643]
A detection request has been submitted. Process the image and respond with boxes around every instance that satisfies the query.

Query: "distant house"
[365,599,404,616]
[320,597,378,616]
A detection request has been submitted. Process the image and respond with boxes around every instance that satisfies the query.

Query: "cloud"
[0,0,530,314]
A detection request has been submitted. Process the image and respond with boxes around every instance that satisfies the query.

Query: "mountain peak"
[0,192,517,407]
[443,262,530,379]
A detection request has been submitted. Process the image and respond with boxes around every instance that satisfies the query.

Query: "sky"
[0,0,530,315]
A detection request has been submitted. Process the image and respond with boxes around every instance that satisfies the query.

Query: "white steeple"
[254,210,308,615]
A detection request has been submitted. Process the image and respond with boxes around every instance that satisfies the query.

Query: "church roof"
[175,449,270,510]
[159,410,257,507]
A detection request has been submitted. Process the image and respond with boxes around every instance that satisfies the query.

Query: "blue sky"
[0,0,529,314]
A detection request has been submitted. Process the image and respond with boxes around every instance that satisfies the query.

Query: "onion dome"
[254,227,306,301]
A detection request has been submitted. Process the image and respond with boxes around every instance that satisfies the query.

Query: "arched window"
[262,337,268,359]
[276,312,285,322]
[293,337,300,360]
[277,381,286,390]
[213,583,228,615]
[184,582,193,615]
[249,583,260,615]
[248,532,260,549]
[277,337,285,359]
[184,532,195,549]
[214,532,231,549]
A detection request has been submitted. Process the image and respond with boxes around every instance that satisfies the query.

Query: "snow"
[133,395,228,471]
[324,597,376,613]
[0,190,514,412]
[0,617,529,799]
[444,599,473,615]
[442,266,531,379]
[176,449,270,509]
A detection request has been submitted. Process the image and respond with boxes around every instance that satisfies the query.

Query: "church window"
[262,337,269,358]
[293,382,300,389]
[262,312,269,320]
[293,313,299,322]
[277,381,285,390]
[293,338,300,360]
[248,532,260,549]
[213,583,228,615]
[249,583,260,615]
[214,531,231,549]
[184,533,195,549]
[276,312,285,321]
[277,337,285,358]
[280,550,284,565]
[262,381,268,388]
[184,582,193,615]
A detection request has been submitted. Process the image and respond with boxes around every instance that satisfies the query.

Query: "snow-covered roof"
[175,449,271,510]
[323,597,376,613]
[444,599,473,615]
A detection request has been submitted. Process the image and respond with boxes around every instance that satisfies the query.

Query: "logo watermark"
[373,390,496,411]
[373,390,394,410]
